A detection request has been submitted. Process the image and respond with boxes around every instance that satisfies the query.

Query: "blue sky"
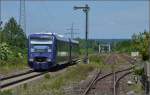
[0,1,149,39]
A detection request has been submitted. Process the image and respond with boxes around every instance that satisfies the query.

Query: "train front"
[28,34,54,70]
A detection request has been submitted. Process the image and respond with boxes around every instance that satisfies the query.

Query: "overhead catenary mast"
[0,0,2,27]
[19,0,26,33]
[66,23,79,39]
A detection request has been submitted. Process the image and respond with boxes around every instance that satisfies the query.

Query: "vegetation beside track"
[1,60,106,95]
[0,58,27,75]
[0,90,12,95]
[0,17,27,74]
[0,54,142,95]
[130,83,144,94]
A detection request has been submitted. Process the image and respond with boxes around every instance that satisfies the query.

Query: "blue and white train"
[28,33,79,70]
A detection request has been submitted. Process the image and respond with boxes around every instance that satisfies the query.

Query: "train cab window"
[30,36,53,53]
[30,44,52,53]
[30,36,53,42]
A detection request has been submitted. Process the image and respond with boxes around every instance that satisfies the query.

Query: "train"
[28,33,79,70]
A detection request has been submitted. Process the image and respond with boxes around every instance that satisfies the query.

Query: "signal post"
[74,4,90,64]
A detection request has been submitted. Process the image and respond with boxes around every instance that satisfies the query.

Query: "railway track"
[0,59,82,91]
[82,53,136,95]
[82,67,134,95]
[115,71,133,95]
[1,69,33,81]
[0,70,47,90]
[120,54,136,64]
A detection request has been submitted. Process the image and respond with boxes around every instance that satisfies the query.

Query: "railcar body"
[28,33,79,70]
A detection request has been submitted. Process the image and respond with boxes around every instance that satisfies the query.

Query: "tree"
[112,39,132,53]
[132,30,149,61]
[2,17,27,48]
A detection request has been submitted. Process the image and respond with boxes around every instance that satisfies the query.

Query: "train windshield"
[30,37,52,42]
[30,36,53,53]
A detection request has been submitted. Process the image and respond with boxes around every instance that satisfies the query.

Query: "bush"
[141,52,149,61]
[44,74,51,79]
[0,43,12,60]
[134,68,144,76]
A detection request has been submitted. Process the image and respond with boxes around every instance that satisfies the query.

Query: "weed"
[23,83,28,90]
[0,90,12,95]
[0,58,27,75]
[44,73,51,79]
[12,63,98,95]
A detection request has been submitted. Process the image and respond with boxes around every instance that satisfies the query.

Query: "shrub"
[134,68,144,76]
[44,74,51,79]
[141,52,149,61]
[0,43,12,61]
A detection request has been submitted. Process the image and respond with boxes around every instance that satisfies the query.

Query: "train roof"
[32,32,53,35]
[29,32,64,37]
[55,34,70,42]
[29,33,79,44]
[70,39,79,44]
[29,33,52,36]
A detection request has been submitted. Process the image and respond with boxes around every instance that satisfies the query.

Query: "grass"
[89,54,113,71]
[0,90,12,95]
[3,63,102,95]
[89,54,103,63]
[0,57,27,75]
[0,55,110,95]
[130,83,144,94]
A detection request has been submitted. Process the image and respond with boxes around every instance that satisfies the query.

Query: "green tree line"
[132,31,149,60]
[113,30,150,61]
[77,38,98,54]
[0,17,27,61]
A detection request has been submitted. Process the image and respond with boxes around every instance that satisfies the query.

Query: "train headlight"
[48,49,51,52]
[29,58,34,62]
[47,59,51,62]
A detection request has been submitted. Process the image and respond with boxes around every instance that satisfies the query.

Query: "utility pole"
[19,0,26,33]
[0,0,2,43]
[0,0,2,27]
[66,23,79,39]
[0,0,1,90]
[74,4,90,64]
[144,29,150,95]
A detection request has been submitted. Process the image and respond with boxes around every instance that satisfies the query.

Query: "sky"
[0,1,149,39]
